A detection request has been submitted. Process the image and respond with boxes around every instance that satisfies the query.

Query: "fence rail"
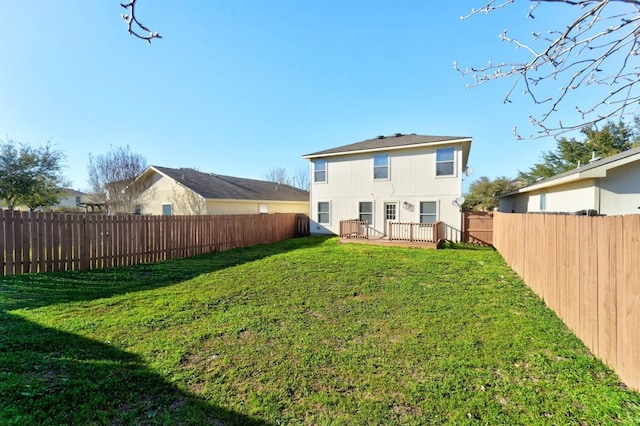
[493,212,640,391]
[0,210,309,276]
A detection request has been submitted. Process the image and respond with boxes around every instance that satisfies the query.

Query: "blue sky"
[0,1,600,192]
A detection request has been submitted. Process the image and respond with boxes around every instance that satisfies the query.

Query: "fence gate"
[462,211,494,246]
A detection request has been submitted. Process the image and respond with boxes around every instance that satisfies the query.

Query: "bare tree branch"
[171,187,208,215]
[457,0,640,138]
[120,0,162,44]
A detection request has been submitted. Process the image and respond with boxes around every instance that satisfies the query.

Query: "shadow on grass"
[0,311,269,425]
[0,236,332,425]
[438,241,495,251]
[0,235,332,312]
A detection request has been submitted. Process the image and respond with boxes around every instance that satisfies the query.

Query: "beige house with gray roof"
[130,166,309,216]
[303,133,472,241]
[498,146,640,215]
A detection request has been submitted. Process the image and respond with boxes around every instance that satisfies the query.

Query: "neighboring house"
[302,133,472,241]
[57,188,89,211]
[497,146,640,215]
[1,188,92,212]
[130,166,309,215]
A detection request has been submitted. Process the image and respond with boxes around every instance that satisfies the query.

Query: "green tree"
[20,178,64,211]
[0,139,66,210]
[464,176,518,211]
[518,120,640,185]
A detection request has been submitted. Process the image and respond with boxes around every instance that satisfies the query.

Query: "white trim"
[373,153,390,181]
[418,200,438,223]
[313,159,328,183]
[358,200,374,224]
[499,149,640,196]
[317,201,331,225]
[435,147,456,178]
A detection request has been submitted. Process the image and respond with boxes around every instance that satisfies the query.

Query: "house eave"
[302,138,472,159]
[498,147,640,198]
[206,198,309,204]
[498,165,616,197]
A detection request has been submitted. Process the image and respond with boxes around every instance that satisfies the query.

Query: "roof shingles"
[303,133,470,157]
[152,166,309,202]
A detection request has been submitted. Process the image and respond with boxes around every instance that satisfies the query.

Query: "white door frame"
[383,202,398,236]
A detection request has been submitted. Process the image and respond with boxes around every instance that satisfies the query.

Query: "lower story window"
[359,201,373,223]
[419,201,437,223]
[318,202,330,224]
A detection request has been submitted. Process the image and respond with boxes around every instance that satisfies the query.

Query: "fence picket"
[494,212,640,391]
[0,212,307,278]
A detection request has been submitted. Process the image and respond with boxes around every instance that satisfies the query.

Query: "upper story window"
[162,204,172,216]
[359,201,373,223]
[436,147,455,176]
[373,154,389,180]
[419,201,437,223]
[318,202,330,224]
[314,160,327,183]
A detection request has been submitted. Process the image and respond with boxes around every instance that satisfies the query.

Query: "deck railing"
[388,221,442,243]
[339,220,369,239]
[339,220,443,243]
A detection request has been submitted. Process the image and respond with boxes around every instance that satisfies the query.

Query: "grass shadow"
[438,241,495,250]
[0,236,332,312]
[0,311,269,425]
[0,236,332,424]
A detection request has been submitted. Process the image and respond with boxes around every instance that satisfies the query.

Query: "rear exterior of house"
[498,147,640,215]
[303,134,472,242]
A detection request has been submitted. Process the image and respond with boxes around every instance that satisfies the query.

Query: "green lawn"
[1,236,639,425]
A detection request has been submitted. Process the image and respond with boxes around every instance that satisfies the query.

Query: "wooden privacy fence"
[493,212,640,391]
[462,211,493,245]
[0,210,309,276]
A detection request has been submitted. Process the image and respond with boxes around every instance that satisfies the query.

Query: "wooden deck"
[339,236,439,249]
[339,219,442,249]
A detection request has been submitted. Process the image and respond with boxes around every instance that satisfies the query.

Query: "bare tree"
[456,0,640,138]
[171,187,208,215]
[292,166,310,191]
[262,166,310,190]
[262,167,290,185]
[120,0,162,43]
[87,145,148,214]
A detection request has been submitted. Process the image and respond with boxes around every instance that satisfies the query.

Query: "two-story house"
[302,133,472,242]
